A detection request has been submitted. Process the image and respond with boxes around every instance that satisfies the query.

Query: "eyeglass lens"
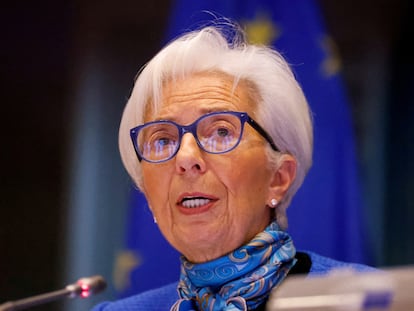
[136,113,243,162]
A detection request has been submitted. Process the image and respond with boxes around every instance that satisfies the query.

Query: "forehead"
[144,72,258,122]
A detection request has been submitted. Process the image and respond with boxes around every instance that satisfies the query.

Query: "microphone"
[0,275,107,311]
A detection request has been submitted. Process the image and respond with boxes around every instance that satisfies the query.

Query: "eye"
[143,123,178,147]
[150,130,176,146]
[216,127,230,137]
[209,121,236,139]
[155,136,173,146]
[198,114,239,140]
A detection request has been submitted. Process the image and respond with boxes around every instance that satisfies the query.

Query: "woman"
[93,22,373,311]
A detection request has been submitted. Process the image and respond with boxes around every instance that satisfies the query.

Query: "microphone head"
[75,275,107,298]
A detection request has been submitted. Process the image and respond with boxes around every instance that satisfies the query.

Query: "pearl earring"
[270,198,278,207]
[153,216,157,224]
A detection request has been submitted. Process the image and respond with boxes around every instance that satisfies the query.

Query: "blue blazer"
[92,251,375,311]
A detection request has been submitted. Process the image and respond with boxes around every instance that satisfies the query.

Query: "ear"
[267,154,297,207]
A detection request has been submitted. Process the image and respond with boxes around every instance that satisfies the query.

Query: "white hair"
[119,23,313,229]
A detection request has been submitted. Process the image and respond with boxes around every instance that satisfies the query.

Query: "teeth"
[181,198,211,208]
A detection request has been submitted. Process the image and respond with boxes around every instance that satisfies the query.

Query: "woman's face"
[141,73,275,263]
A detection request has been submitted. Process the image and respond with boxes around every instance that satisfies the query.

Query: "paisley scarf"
[171,221,296,311]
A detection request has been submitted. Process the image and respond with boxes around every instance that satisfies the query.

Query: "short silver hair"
[119,23,313,229]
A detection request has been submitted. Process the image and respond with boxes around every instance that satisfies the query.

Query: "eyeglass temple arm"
[247,117,280,152]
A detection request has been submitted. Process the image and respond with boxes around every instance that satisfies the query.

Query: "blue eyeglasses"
[130,111,279,163]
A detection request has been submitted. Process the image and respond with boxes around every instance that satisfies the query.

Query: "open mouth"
[180,197,212,208]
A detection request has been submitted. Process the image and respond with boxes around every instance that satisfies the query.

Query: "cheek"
[218,153,270,195]
[141,164,173,205]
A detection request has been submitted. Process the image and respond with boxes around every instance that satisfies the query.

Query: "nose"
[175,133,206,174]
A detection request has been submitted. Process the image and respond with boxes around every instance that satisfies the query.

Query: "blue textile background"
[116,0,371,298]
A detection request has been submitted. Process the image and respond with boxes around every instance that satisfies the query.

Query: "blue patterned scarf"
[171,221,296,311]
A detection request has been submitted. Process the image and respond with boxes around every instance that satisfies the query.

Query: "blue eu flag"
[115,0,371,297]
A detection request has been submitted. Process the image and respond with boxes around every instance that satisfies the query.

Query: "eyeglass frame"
[130,111,279,163]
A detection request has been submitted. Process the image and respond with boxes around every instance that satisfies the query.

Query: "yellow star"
[113,250,141,291]
[242,13,280,45]
[320,35,342,77]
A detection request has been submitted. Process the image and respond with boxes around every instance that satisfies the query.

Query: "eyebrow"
[152,104,234,122]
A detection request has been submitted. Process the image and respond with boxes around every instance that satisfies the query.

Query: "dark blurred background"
[1,1,413,311]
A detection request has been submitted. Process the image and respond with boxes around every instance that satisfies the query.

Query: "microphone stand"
[0,275,106,311]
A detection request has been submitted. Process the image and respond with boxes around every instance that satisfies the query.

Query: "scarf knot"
[171,221,296,311]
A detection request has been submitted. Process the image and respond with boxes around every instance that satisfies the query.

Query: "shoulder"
[302,250,377,276]
[91,282,179,311]
[91,252,376,310]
